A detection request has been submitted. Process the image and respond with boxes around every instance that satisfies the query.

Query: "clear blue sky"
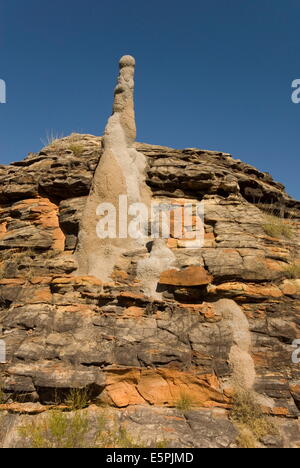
[1,0,300,200]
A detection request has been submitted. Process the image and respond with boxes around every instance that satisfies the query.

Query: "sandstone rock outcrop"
[0,57,300,448]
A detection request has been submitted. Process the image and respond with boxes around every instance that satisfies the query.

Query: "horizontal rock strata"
[0,133,300,447]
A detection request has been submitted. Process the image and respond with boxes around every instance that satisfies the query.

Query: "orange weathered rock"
[203,231,216,248]
[0,403,52,414]
[104,369,145,407]
[123,306,144,318]
[159,266,213,286]
[104,367,229,408]
[213,282,283,299]
[0,278,26,286]
[111,270,129,281]
[167,238,178,249]
[29,277,52,285]
[280,279,300,296]
[0,198,65,251]
[0,221,7,238]
[26,287,52,304]
[51,276,102,286]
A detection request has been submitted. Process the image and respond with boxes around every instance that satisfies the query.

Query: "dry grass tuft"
[285,263,300,279]
[68,143,85,157]
[175,392,195,411]
[65,388,90,411]
[262,214,294,239]
[231,389,278,448]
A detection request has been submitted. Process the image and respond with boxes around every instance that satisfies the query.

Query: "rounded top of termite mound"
[119,55,136,68]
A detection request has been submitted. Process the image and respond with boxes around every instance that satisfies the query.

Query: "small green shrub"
[68,143,84,157]
[285,263,300,279]
[155,440,169,449]
[19,411,91,448]
[65,388,90,411]
[175,392,194,411]
[263,214,293,239]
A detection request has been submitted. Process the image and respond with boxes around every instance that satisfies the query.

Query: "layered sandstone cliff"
[0,57,300,448]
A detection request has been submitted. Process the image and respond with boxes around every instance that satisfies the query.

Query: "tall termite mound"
[75,56,151,281]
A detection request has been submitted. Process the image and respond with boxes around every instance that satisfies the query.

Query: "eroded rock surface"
[0,58,300,448]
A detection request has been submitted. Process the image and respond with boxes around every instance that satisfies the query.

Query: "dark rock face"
[0,135,101,204]
[139,143,300,217]
[0,134,300,447]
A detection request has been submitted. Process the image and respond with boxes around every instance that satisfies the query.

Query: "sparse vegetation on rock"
[262,213,294,239]
[19,411,93,448]
[231,389,278,448]
[285,263,300,279]
[65,388,90,411]
[18,409,167,449]
[68,143,85,157]
[175,393,195,412]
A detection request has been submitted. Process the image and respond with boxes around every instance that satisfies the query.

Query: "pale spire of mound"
[74,55,175,289]
[104,55,136,148]
[75,55,152,281]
